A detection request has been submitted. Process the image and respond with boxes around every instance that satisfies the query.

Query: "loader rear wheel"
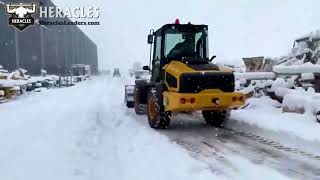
[134,86,146,114]
[147,87,171,129]
[202,110,230,128]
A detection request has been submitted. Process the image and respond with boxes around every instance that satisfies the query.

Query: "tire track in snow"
[226,129,320,161]
[130,111,320,179]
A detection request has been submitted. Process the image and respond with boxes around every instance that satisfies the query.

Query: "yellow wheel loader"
[129,21,245,129]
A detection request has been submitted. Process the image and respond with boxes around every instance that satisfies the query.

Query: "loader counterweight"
[163,91,245,112]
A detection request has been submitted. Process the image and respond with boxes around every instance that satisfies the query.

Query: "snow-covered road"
[0,76,318,180]
[130,102,320,179]
[0,77,218,180]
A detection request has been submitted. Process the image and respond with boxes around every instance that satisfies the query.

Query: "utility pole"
[40,26,45,70]
[38,24,51,71]
[55,29,60,71]
[14,29,20,69]
[63,26,68,76]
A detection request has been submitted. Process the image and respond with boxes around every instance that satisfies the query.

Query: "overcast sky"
[53,0,320,69]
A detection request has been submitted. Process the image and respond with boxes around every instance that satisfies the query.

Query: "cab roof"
[154,23,208,35]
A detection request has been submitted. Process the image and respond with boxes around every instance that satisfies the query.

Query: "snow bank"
[231,97,320,143]
[269,78,290,92]
[274,87,293,97]
[282,90,320,115]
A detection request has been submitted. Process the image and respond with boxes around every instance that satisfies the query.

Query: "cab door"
[151,35,162,82]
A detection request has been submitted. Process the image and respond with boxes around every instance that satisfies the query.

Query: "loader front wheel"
[202,110,230,128]
[147,87,171,129]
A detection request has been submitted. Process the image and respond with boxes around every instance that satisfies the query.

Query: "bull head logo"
[5,2,37,31]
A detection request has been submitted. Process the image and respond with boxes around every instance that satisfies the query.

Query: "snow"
[19,68,28,74]
[0,68,8,77]
[34,87,47,92]
[0,76,299,179]
[0,79,15,88]
[231,97,320,143]
[273,62,320,74]
[290,42,311,57]
[282,90,320,115]
[0,90,4,96]
[234,72,276,80]
[28,76,58,84]
[295,30,320,41]
[14,80,28,86]
[11,86,20,91]
[239,84,255,94]
[0,77,221,180]
[301,73,315,80]
[0,79,28,88]
[274,87,292,97]
[224,155,291,180]
[269,78,290,92]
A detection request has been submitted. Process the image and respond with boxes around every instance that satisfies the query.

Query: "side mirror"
[209,55,217,62]
[147,34,153,44]
[143,65,150,71]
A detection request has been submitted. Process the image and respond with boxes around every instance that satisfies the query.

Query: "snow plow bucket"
[124,85,135,108]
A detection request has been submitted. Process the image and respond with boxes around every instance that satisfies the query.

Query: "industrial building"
[0,0,98,75]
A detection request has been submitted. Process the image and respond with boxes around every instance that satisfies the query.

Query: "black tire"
[316,111,320,123]
[147,87,171,129]
[134,85,146,114]
[126,101,134,108]
[202,110,230,128]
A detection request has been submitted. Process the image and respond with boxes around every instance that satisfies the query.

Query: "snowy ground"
[0,76,319,180]
[230,97,320,154]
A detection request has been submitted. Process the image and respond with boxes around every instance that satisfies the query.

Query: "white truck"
[71,64,91,82]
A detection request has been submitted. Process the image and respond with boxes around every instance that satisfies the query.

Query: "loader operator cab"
[146,22,209,82]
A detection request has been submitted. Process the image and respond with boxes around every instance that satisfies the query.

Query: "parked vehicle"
[71,64,91,82]
[113,68,121,77]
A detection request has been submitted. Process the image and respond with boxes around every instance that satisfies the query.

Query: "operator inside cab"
[150,23,209,82]
[164,26,208,63]
[167,33,196,60]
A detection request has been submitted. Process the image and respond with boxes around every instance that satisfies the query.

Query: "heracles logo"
[5,2,37,31]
